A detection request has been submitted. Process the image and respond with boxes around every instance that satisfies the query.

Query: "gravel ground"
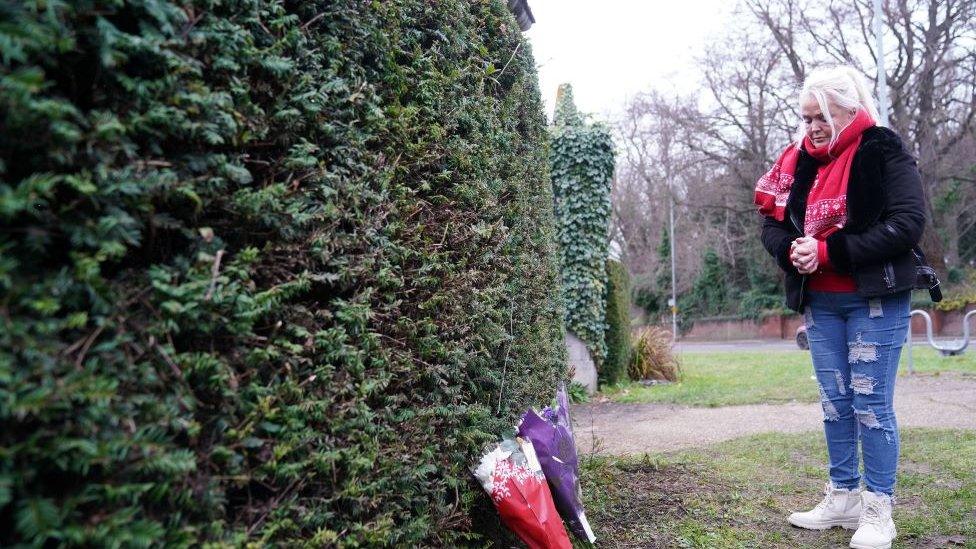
[574,373,976,455]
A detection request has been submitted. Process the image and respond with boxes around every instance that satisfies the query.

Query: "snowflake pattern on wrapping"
[488,459,544,502]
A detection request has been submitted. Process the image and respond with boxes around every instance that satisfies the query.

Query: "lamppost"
[669,186,677,341]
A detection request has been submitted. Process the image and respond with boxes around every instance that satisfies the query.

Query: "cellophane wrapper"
[517,385,596,543]
[472,438,572,549]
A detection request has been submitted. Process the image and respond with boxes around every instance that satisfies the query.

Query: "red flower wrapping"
[473,439,571,549]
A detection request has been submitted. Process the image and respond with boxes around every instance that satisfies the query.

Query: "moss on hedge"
[0,1,563,545]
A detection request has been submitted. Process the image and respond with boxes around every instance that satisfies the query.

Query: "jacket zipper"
[788,210,809,302]
[789,210,802,234]
[880,223,899,290]
[882,261,895,290]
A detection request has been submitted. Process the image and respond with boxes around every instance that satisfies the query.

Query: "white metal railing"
[905,309,976,373]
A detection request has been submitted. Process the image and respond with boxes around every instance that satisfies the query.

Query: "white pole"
[669,191,677,341]
[906,317,914,374]
[873,0,890,127]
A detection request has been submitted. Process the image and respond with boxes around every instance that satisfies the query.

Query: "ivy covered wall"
[550,84,616,367]
[0,1,564,546]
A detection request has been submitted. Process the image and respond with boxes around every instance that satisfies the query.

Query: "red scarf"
[755,109,875,238]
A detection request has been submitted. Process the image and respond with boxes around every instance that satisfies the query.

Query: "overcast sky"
[525,0,733,122]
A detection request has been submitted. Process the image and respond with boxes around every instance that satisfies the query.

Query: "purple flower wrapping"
[516,385,595,543]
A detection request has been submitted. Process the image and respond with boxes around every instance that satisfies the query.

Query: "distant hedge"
[602,259,631,386]
[0,1,564,546]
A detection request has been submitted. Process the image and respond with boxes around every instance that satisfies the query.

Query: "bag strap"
[912,245,943,302]
[912,245,927,265]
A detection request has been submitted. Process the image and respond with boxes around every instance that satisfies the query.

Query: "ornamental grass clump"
[629,326,680,382]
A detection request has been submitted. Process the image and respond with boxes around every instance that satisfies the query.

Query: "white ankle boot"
[788,483,861,530]
[849,490,896,549]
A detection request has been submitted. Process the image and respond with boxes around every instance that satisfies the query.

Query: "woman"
[756,65,925,549]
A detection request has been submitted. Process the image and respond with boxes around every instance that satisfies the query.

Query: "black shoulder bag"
[912,246,942,302]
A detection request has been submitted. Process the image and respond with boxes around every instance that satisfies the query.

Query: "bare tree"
[613,92,700,303]
[614,0,976,322]
[745,0,976,272]
[676,30,801,280]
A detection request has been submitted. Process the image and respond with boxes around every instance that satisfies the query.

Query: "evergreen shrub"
[634,227,673,317]
[601,259,631,386]
[677,247,732,332]
[738,246,785,319]
[0,1,564,545]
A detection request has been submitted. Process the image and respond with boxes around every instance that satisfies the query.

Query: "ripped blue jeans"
[804,290,910,496]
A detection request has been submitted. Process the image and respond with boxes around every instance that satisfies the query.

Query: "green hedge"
[602,259,631,386]
[550,84,615,366]
[0,1,564,546]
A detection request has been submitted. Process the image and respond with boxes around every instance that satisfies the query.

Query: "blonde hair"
[796,65,880,147]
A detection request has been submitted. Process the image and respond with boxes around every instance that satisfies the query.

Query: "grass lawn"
[600,346,976,407]
[579,428,976,548]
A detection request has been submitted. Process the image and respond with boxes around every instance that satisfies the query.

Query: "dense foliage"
[633,226,672,317]
[550,84,615,365]
[738,258,785,320]
[602,259,631,386]
[0,1,565,546]
[934,268,976,311]
[678,249,732,319]
[662,247,781,330]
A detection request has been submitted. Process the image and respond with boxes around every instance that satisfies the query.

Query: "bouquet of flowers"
[472,437,572,549]
[517,384,596,543]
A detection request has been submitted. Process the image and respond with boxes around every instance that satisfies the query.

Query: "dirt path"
[574,373,976,455]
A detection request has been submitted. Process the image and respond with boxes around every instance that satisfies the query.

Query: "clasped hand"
[790,236,819,274]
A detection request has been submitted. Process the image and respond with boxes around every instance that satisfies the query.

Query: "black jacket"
[760,126,926,312]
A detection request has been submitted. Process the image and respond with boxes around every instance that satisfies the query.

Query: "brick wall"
[680,305,976,342]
